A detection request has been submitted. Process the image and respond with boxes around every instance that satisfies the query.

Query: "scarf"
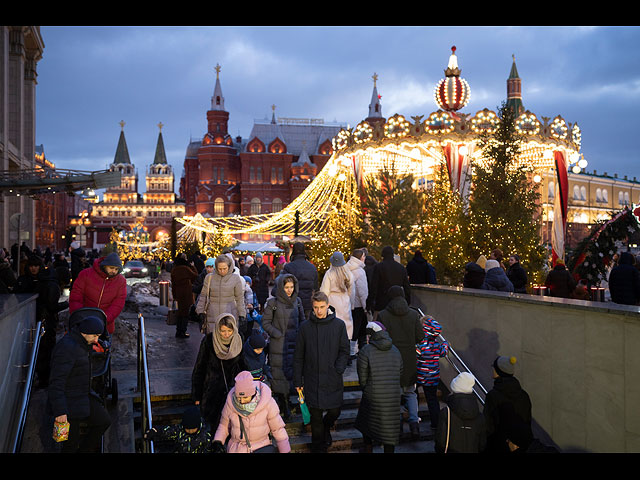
[212,317,243,360]
[233,388,261,416]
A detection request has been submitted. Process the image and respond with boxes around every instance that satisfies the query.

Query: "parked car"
[123,260,148,278]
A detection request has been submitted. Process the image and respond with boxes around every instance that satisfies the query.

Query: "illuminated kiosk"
[176,48,584,261]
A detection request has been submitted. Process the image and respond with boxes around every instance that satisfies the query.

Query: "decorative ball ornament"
[435,46,471,112]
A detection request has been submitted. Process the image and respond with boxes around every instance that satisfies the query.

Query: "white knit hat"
[450,372,475,394]
[484,259,500,272]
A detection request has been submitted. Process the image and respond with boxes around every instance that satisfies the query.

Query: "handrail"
[10,320,43,453]
[417,308,487,405]
[137,313,154,453]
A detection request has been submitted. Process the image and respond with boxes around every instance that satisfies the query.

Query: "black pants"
[363,434,395,453]
[61,395,111,453]
[351,307,367,348]
[176,314,189,335]
[308,406,341,453]
[420,384,440,429]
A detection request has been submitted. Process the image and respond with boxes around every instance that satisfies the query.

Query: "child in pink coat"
[212,371,291,453]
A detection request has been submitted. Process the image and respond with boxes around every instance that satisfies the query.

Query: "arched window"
[251,198,261,215]
[214,198,224,217]
[580,186,586,201]
[618,191,624,205]
[603,189,608,202]
[548,181,555,199]
[624,192,630,205]
[573,185,580,200]
[272,198,282,213]
[596,188,602,202]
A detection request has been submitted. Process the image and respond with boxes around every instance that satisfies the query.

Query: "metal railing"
[417,308,487,405]
[10,320,43,453]
[136,313,154,453]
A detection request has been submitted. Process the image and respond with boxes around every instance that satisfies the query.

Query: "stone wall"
[410,284,640,453]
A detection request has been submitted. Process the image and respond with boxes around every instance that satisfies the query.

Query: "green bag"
[297,389,311,425]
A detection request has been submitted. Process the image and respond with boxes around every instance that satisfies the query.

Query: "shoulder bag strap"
[238,414,252,453]
[204,273,213,314]
[445,405,450,453]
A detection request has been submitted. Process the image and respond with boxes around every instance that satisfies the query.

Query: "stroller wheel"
[110,378,119,405]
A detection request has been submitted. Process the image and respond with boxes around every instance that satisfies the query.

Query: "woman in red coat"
[68,252,127,335]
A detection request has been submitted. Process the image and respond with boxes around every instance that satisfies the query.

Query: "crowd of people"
[12,237,635,454]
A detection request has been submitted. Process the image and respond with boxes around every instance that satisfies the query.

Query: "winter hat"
[493,355,517,377]
[387,285,405,299]
[255,252,263,259]
[421,315,442,336]
[292,242,306,256]
[245,255,254,264]
[205,257,216,267]
[248,330,266,349]
[450,372,476,394]
[70,241,80,250]
[26,255,43,267]
[243,275,252,285]
[476,255,487,269]
[329,251,346,267]
[234,371,257,398]
[365,321,386,333]
[78,315,104,335]
[101,252,123,270]
[484,259,500,272]
[181,405,201,430]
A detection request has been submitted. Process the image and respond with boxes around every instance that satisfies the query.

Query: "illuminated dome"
[434,46,471,113]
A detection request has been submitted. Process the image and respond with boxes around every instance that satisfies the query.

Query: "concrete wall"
[411,284,640,453]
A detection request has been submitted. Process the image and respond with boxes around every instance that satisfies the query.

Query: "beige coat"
[196,269,246,333]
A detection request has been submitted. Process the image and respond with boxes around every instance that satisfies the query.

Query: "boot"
[409,421,420,440]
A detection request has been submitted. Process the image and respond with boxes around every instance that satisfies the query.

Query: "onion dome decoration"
[434,46,471,112]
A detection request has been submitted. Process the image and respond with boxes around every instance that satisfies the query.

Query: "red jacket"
[69,257,127,334]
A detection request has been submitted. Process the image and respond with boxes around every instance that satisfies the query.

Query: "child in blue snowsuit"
[416,315,449,431]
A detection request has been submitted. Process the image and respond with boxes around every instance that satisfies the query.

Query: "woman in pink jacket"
[212,371,290,453]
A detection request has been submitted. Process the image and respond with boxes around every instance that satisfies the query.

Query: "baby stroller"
[68,307,118,406]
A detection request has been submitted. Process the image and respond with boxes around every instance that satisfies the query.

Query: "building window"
[272,198,282,213]
[213,167,218,184]
[580,186,586,201]
[278,167,284,184]
[250,166,255,183]
[573,185,580,200]
[548,181,554,199]
[257,167,262,183]
[214,198,224,217]
[271,167,277,184]
[251,198,261,215]
[603,189,608,203]
[596,188,602,202]
[220,167,225,183]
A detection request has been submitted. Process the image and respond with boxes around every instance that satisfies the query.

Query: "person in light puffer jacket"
[213,371,290,453]
[68,252,126,335]
[481,259,514,293]
[346,249,369,354]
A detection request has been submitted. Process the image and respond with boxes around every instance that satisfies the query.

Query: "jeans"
[308,406,341,453]
[401,384,419,424]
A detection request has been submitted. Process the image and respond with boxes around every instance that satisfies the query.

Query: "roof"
[113,130,131,164]
[245,121,344,156]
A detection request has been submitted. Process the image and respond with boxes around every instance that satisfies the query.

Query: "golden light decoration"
[470,109,500,135]
[515,111,541,135]
[549,116,568,140]
[332,128,352,151]
[424,111,455,134]
[354,121,374,144]
[572,123,582,149]
[384,114,411,139]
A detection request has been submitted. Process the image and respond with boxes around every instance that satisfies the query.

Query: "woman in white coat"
[320,251,355,341]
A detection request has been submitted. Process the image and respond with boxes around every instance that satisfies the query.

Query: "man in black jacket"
[370,246,411,315]
[48,315,111,453]
[406,250,437,285]
[608,251,640,305]
[293,291,350,453]
[248,252,271,313]
[506,254,528,294]
[544,259,576,298]
[282,242,318,319]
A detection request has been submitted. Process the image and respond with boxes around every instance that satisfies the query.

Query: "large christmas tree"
[467,101,545,278]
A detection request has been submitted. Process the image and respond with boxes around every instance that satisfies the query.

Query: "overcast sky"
[35,25,640,194]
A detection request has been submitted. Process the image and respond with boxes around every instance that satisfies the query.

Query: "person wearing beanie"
[346,249,369,358]
[377,285,424,440]
[241,330,271,385]
[483,355,533,453]
[262,273,304,419]
[370,245,411,314]
[192,257,216,300]
[354,320,403,453]
[282,241,318,319]
[47,312,111,453]
[144,405,215,453]
[435,372,486,453]
[463,255,486,289]
[68,252,126,335]
[481,259,514,292]
[416,315,449,433]
[320,251,355,349]
[69,241,88,283]
[13,255,44,294]
[247,251,271,313]
[212,371,291,453]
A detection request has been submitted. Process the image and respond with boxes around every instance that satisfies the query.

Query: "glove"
[211,440,226,453]
[144,427,158,441]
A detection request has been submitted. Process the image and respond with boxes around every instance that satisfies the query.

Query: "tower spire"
[211,63,225,111]
[153,122,168,164]
[366,72,384,124]
[113,120,131,164]
[506,54,524,116]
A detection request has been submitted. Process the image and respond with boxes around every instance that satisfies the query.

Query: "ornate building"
[90,122,185,249]
[179,65,344,240]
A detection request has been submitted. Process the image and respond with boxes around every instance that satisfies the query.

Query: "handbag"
[297,388,311,425]
[166,300,179,325]
[238,414,277,453]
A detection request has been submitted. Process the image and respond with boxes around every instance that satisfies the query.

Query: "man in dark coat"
[171,254,198,338]
[506,254,528,294]
[355,321,403,453]
[363,251,377,313]
[370,246,411,314]
[544,259,576,298]
[13,255,44,294]
[377,285,424,439]
[0,249,17,293]
[293,291,350,453]
[483,355,533,453]
[248,252,271,312]
[282,242,318,318]
[47,315,112,453]
[608,251,640,305]
[406,250,437,284]
[69,241,88,284]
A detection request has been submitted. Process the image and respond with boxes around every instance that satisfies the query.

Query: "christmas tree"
[467,101,545,278]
